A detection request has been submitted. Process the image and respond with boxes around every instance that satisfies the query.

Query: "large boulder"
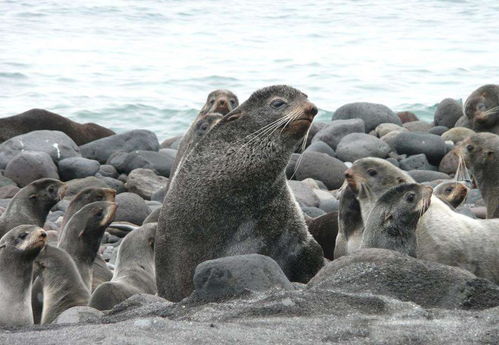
[4,151,59,187]
[332,102,401,132]
[312,119,365,149]
[335,133,391,162]
[288,180,320,208]
[114,192,151,225]
[393,132,447,165]
[80,130,159,163]
[434,98,463,128]
[293,151,347,190]
[0,130,80,169]
[58,157,100,181]
[303,141,335,157]
[107,150,174,177]
[125,168,169,200]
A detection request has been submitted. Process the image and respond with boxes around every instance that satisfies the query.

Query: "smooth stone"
[312,119,365,149]
[55,306,104,324]
[374,123,407,137]
[288,180,320,208]
[100,176,126,194]
[0,174,16,188]
[150,185,168,203]
[304,141,335,158]
[336,133,391,162]
[4,151,59,187]
[438,150,459,174]
[399,154,435,171]
[441,127,475,144]
[108,150,174,177]
[293,151,348,190]
[95,164,119,178]
[434,98,463,128]
[189,254,293,302]
[333,102,401,132]
[301,206,326,218]
[125,168,169,200]
[58,156,100,181]
[408,170,450,182]
[300,178,327,191]
[305,121,329,146]
[403,120,434,132]
[428,126,449,136]
[380,131,403,150]
[115,192,151,224]
[80,129,160,163]
[65,176,110,197]
[160,135,183,149]
[0,130,80,169]
[397,111,419,123]
[393,132,447,165]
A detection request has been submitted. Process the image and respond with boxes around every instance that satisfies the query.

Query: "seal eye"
[96,210,104,218]
[19,232,28,240]
[405,192,416,203]
[367,169,377,177]
[477,103,486,111]
[47,186,55,193]
[270,99,286,109]
[445,187,453,193]
[466,144,474,152]
[230,99,237,107]
[209,99,215,105]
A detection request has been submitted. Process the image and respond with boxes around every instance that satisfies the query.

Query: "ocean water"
[1,0,498,141]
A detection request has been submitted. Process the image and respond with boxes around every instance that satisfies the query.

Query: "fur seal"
[0,109,115,145]
[156,85,324,301]
[0,225,47,327]
[33,245,90,324]
[305,211,338,260]
[0,178,66,239]
[334,184,364,259]
[361,183,432,257]
[457,133,499,218]
[57,201,117,290]
[433,181,468,209]
[343,157,499,283]
[89,223,156,310]
[200,89,239,116]
[61,187,116,228]
[464,84,499,134]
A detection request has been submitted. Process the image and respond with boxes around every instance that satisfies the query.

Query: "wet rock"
[434,98,463,128]
[393,132,447,165]
[108,150,174,177]
[333,102,401,132]
[408,170,450,182]
[58,157,100,181]
[312,119,365,149]
[399,154,435,171]
[336,133,391,162]
[115,192,151,224]
[293,151,347,190]
[125,168,169,200]
[304,141,335,157]
[4,151,59,187]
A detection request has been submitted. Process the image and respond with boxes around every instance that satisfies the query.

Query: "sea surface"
[1,0,498,140]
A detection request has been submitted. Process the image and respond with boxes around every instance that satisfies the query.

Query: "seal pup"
[334,183,364,259]
[361,183,433,257]
[433,181,469,209]
[457,133,499,218]
[156,85,324,301]
[33,245,90,324]
[344,157,499,283]
[464,84,499,134]
[57,201,117,290]
[61,187,116,228]
[0,109,115,145]
[0,178,66,239]
[89,223,156,311]
[305,211,338,260]
[0,225,47,327]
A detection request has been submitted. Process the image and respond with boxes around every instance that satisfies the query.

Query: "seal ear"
[486,150,494,159]
[29,193,37,200]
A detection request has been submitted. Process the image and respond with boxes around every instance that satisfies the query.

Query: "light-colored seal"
[361,183,432,257]
[89,223,156,310]
[433,181,468,209]
[342,157,499,283]
[464,84,499,134]
[57,201,117,290]
[156,85,324,301]
[61,187,116,227]
[457,133,499,218]
[0,178,66,239]
[0,225,47,327]
[33,245,90,324]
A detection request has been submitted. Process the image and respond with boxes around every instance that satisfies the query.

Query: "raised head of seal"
[434,181,468,209]
[62,187,116,227]
[464,84,499,134]
[200,89,239,115]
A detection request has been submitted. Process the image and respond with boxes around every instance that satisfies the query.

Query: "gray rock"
[385,157,400,167]
[408,170,450,183]
[151,185,168,203]
[439,150,459,174]
[288,180,320,208]
[336,133,391,162]
[305,121,329,146]
[374,123,407,137]
[96,164,119,178]
[108,150,174,177]
[100,177,126,193]
[285,153,301,179]
[301,206,326,218]
[332,102,401,132]
[125,168,169,200]
[80,129,159,163]
[4,151,59,187]
[304,141,335,157]
[393,132,447,165]
[403,120,434,132]
[0,130,80,169]
[293,151,347,190]
[312,118,365,149]
[434,98,463,128]
[399,154,435,171]
[189,254,293,302]
[55,306,104,324]
[58,157,100,181]
[115,192,151,225]
[428,126,449,136]
[65,176,110,197]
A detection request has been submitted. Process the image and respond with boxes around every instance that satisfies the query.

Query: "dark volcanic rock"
[125,168,169,200]
[0,130,80,169]
[308,248,499,310]
[312,119,365,149]
[4,151,59,186]
[108,150,174,177]
[408,170,450,183]
[336,133,391,162]
[393,132,447,165]
[332,102,401,132]
[434,98,463,128]
[188,254,293,303]
[80,130,159,163]
[293,151,347,190]
[58,157,100,181]
[115,192,151,225]
[304,141,335,157]
[399,154,434,171]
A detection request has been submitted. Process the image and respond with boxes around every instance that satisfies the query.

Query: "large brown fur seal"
[89,223,156,310]
[457,133,499,218]
[34,245,90,324]
[156,85,324,301]
[0,109,115,145]
[464,84,499,134]
[0,178,66,239]
[0,225,47,327]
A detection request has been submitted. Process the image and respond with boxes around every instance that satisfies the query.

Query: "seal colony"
[0,84,498,336]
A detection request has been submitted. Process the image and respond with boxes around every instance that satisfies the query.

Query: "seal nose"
[40,230,47,238]
[305,103,318,117]
[344,168,353,179]
[218,99,226,106]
